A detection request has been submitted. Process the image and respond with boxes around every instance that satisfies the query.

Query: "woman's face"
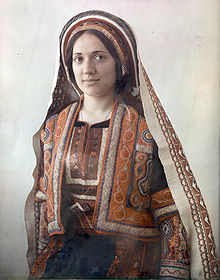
[72,33,117,98]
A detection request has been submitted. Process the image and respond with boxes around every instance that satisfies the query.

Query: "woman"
[25,10,219,279]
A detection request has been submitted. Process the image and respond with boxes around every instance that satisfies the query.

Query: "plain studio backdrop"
[0,0,219,278]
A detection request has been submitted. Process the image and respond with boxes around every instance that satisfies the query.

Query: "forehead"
[72,33,109,53]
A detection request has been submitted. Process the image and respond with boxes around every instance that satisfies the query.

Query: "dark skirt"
[41,233,116,279]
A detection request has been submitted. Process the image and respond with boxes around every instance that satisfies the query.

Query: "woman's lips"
[83,79,99,83]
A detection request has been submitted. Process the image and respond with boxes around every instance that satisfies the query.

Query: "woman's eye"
[95,55,105,60]
[73,57,83,63]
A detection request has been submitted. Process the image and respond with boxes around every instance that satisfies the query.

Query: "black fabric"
[75,119,110,128]
[150,143,169,194]
[42,234,116,279]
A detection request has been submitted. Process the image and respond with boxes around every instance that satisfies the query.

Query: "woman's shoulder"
[45,101,79,127]
[41,101,79,144]
[119,101,142,115]
[119,101,154,142]
[119,101,147,125]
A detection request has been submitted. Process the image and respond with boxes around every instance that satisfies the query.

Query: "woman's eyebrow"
[92,50,108,54]
[73,50,108,55]
[72,52,82,55]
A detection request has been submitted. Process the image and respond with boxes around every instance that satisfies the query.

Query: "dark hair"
[64,29,132,94]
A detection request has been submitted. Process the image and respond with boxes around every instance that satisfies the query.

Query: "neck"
[79,94,116,125]
[83,94,115,113]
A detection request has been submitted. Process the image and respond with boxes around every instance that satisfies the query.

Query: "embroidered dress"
[25,10,219,280]
[29,101,190,279]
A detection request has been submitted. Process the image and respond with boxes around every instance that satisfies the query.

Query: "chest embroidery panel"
[64,121,109,231]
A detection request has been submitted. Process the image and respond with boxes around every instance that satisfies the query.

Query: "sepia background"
[0,0,219,278]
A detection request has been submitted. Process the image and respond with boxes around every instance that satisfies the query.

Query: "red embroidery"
[29,236,64,279]
[107,238,160,278]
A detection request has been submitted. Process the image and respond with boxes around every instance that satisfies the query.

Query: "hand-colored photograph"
[0,1,219,279]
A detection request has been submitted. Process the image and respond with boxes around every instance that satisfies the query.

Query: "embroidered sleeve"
[150,144,190,279]
[151,189,190,279]
[35,116,57,199]
[34,115,57,255]
[159,215,190,279]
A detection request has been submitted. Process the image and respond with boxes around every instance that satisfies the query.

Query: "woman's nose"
[83,59,95,74]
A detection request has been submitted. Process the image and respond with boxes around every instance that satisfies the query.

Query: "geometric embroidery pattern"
[161,219,172,256]
[160,215,190,279]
